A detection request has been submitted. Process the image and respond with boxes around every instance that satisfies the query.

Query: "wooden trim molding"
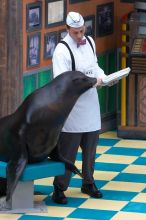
[0,0,23,116]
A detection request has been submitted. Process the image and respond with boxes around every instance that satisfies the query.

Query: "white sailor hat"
[66,12,84,28]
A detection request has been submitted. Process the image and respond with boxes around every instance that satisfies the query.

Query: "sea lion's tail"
[49,147,83,178]
[65,162,83,178]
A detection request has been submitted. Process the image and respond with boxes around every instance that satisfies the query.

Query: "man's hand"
[93,78,103,88]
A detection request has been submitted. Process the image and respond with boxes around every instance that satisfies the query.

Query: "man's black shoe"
[81,183,103,198]
[52,187,68,204]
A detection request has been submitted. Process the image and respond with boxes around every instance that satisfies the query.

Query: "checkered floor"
[1,131,146,220]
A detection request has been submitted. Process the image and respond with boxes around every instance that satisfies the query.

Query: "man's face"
[67,25,86,43]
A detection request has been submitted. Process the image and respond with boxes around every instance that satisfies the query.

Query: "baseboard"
[101,113,117,133]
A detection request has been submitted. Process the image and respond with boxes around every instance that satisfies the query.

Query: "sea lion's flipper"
[6,133,28,202]
[6,155,27,202]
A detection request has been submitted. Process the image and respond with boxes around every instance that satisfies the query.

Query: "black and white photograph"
[84,15,95,39]
[26,2,42,32]
[58,29,67,41]
[27,32,41,67]
[44,32,57,59]
[45,0,67,27]
[96,2,114,37]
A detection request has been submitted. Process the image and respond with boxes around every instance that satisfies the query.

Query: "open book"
[102,67,131,86]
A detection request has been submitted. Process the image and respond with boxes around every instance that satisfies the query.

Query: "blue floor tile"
[69,178,82,187]
[98,138,120,146]
[44,196,86,208]
[34,185,53,195]
[113,173,146,183]
[76,152,100,161]
[105,147,145,156]
[122,202,146,213]
[68,208,117,220]
[95,162,127,172]
[94,180,108,188]
[133,157,146,165]
[76,152,82,161]
[142,188,146,193]
[101,190,137,201]
[69,178,107,189]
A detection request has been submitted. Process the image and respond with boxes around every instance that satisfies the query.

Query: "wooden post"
[0,0,23,117]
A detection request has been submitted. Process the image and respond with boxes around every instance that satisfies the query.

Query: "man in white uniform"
[52,11,106,204]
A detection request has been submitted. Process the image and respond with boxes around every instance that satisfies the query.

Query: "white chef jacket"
[52,33,106,132]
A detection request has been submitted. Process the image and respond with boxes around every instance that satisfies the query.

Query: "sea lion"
[0,70,97,204]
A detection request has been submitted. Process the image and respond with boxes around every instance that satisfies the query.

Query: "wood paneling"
[0,0,23,116]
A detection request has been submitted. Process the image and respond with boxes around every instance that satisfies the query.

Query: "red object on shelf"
[142,44,146,52]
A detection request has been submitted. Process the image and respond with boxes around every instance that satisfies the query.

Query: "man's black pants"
[53,131,99,191]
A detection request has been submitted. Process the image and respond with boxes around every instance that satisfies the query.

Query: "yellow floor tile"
[141,152,146,157]
[0,214,21,220]
[96,146,111,154]
[26,212,49,216]
[115,140,146,149]
[111,211,146,220]
[66,187,89,198]
[74,161,82,170]
[95,154,137,164]
[93,170,119,181]
[123,164,146,175]
[34,194,47,201]
[80,198,128,211]
[34,177,54,185]
[43,206,75,218]
[78,147,82,152]
[30,206,75,217]
[102,181,145,192]
[132,193,146,203]
[100,131,119,139]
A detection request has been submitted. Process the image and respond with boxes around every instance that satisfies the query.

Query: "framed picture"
[26,2,42,32]
[84,15,95,39]
[69,0,89,3]
[27,32,41,67]
[45,0,67,27]
[44,32,58,59]
[96,2,114,37]
[58,29,68,41]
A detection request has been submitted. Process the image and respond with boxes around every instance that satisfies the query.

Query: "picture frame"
[26,2,42,32]
[58,29,68,41]
[45,0,67,28]
[84,15,95,39]
[44,32,58,59]
[69,0,89,3]
[27,32,41,67]
[96,2,114,37]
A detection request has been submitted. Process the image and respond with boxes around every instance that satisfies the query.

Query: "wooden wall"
[0,0,23,116]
